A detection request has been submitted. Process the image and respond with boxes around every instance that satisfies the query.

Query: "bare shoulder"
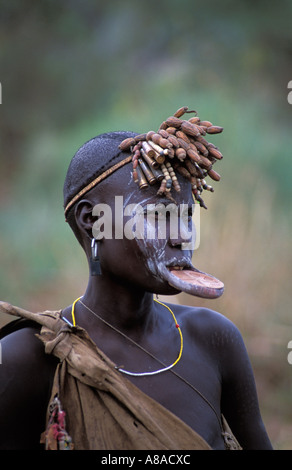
[0,324,57,449]
[0,323,57,391]
[169,302,242,341]
[167,302,247,367]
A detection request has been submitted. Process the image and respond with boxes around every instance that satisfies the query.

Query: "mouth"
[158,260,224,299]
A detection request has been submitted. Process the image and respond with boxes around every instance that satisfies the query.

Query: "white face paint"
[128,197,196,279]
[91,169,223,299]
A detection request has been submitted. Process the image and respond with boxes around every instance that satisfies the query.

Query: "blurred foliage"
[0,0,292,449]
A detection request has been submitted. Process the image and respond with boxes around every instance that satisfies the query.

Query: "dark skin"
[0,168,273,450]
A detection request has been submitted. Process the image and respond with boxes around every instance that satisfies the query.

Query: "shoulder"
[0,322,58,405]
[167,302,247,360]
[169,302,241,339]
[0,322,57,373]
[0,324,58,449]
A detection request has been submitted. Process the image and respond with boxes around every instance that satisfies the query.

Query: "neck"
[77,272,156,334]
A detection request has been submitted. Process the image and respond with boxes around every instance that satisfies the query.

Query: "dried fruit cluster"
[118,106,223,208]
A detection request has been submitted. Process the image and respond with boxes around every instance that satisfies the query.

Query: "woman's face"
[90,167,223,299]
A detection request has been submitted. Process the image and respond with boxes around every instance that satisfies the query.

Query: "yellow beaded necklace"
[70,296,183,377]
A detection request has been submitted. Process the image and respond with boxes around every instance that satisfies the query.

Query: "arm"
[219,321,273,449]
[0,327,57,449]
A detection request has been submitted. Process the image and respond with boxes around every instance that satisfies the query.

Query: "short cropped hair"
[63,131,137,246]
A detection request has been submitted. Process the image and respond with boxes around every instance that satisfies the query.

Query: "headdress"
[64,107,223,217]
[119,106,223,208]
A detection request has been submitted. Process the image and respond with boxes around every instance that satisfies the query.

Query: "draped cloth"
[0,301,212,450]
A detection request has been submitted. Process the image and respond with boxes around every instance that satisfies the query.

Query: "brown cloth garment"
[0,301,241,450]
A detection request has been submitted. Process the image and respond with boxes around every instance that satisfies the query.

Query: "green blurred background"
[0,0,291,449]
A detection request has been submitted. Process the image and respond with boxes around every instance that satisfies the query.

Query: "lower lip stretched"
[158,264,224,299]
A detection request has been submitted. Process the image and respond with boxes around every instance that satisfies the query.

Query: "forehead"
[108,163,194,206]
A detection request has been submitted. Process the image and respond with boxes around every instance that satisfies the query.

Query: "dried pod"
[151,133,172,149]
[207,142,216,149]
[187,148,201,164]
[185,159,198,176]
[166,134,180,148]
[159,121,168,130]
[195,135,210,147]
[191,140,209,156]
[197,125,207,136]
[206,126,224,134]
[181,120,201,138]
[158,129,169,139]
[208,147,223,160]
[174,164,192,181]
[134,133,147,142]
[165,116,183,128]
[166,126,177,135]
[167,147,175,158]
[173,106,189,118]
[125,106,223,205]
[198,154,212,170]
[176,138,190,152]
[175,147,187,161]
[188,116,201,124]
[199,120,213,127]
[208,168,221,181]
[119,137,136,151]
[146,130,156,141]
[175,130,190,143]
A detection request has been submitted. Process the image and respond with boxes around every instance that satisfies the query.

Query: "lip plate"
[161,264,224,299]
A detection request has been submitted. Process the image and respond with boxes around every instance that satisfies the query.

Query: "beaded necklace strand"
[68,296,236,447]
[70,296,183,377]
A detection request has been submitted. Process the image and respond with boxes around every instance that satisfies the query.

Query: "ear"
[74,199,96,240]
